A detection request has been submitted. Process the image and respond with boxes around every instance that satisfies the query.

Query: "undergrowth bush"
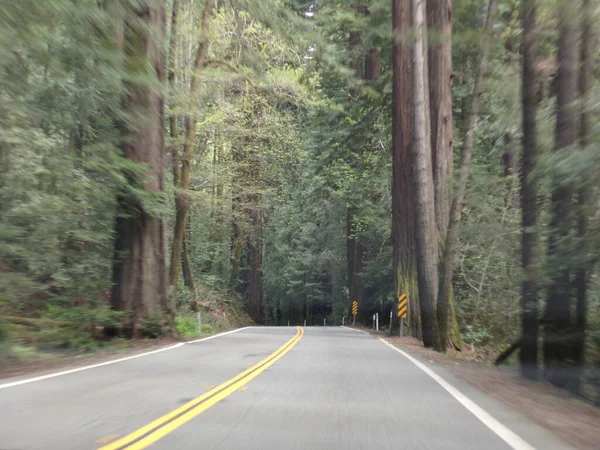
[461,325,493,347]
[175,316,214,338]
[138,313,167,338]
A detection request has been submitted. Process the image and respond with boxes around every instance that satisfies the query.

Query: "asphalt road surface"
[0,327,574,450]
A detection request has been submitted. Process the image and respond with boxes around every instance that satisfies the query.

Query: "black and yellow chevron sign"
[397,294,408,319]
[351,301,358,316]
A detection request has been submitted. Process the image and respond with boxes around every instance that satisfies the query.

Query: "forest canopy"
[0,0,599,401]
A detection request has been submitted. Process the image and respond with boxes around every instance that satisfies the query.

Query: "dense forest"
[1,0,598,400]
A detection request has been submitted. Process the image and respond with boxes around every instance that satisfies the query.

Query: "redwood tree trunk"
[573,0,591,393]
[111,1,169,335]
[392,0,420,336]
[347,208,364,319]
[519,0,540,380]
[412,0,439,349]
[168,0,180,186]
[437,0,497,352]
[428,0,453,245]
[427,0,460,349]
[346,7,365,317]
[544,0,578,388]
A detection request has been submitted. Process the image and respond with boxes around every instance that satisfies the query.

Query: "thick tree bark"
[169,0,214,292]
[346,7,365,316]
[573,0,591,393]
[392,0,420,336]
[437,0,497,352]
[111,1,169,335]
[427,0,453,246]
[412,0,439,349]
[168,0,180,187]
[544,0,578,388]
[347,208,364,318]
[519,0,540,380]
[427,0,462,349]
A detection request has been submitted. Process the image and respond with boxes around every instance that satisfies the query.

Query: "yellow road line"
[99,327,303,450]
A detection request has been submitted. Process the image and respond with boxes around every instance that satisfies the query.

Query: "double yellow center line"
[99,327,303,450]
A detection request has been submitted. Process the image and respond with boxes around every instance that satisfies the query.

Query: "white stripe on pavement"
[379,338,535,450]
[0,327,252,390]
[340,326,370,335]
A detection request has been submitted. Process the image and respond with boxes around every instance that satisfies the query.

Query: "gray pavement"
[0,327,573,450]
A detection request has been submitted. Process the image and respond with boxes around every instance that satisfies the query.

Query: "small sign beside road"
[397,294,408,319]
[351,301,358,325]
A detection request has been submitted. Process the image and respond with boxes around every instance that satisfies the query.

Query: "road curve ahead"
[0,327,573,450]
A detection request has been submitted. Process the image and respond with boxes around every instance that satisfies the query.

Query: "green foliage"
[46,303,123,329]
[175,317,199,338]
[0,317,9,344]
[461,325,493,347]
[174,316,214,338]
[138,313,168,339]
[2,0,599,392]
[37,328,104,353]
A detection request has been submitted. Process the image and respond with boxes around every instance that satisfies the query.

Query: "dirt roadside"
[384,335,600,450]
[0,337,181,381]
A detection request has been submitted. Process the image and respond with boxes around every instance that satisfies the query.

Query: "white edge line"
[0,327,253,390]
[341,326,369,335]
[379,338,536,450]
[186,326,251,344]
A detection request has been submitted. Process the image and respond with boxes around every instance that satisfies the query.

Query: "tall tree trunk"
[427,0,462,349]
[428,0,453,246]
[210,132,225,275]
[169,0,214,293]
[392,0,420,336]
[230,144,245,289]
[111,1,169,335]
[181,219,195,290]
[437,0,497,352]
[346,7,365,316]
[246,154,263,323]
[168,0,180,187]
[573,0,591,393]
[347,208,364,319]
[412,0,439,349]
[544,0,578,389]
[519,0,540,380]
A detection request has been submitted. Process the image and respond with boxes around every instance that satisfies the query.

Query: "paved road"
[0,327,573,450]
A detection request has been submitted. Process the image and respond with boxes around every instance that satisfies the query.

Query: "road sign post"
[397,294,408,337]
[197,312,201,336]
[351,301,358,325]
[389,309,393,335]
[375,313,379,331]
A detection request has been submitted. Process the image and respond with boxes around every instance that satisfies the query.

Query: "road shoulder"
[383,335,599,450]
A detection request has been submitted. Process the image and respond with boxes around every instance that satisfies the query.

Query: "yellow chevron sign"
[397,294,407,319]
[352,301,358,316]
